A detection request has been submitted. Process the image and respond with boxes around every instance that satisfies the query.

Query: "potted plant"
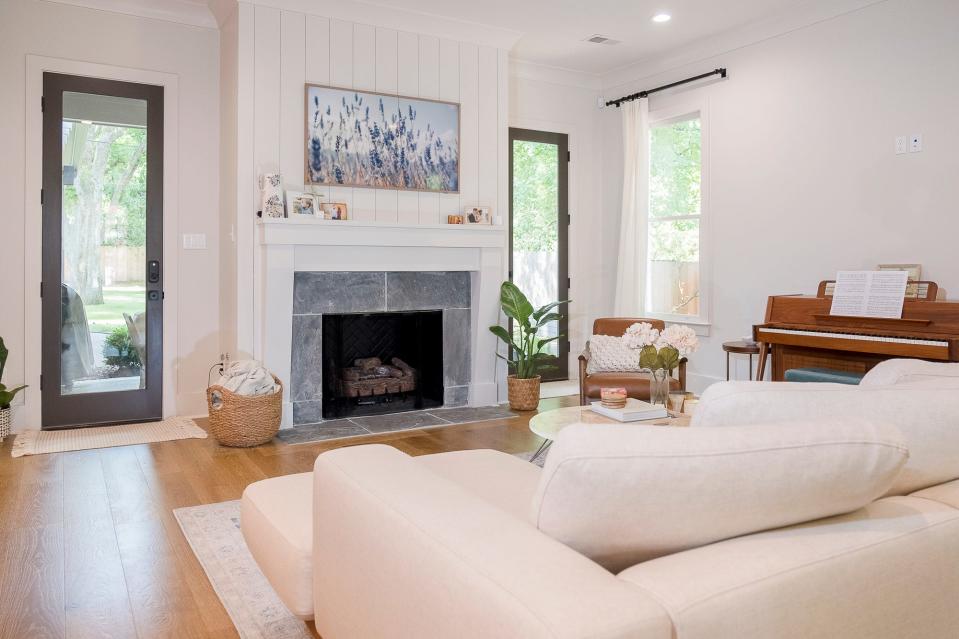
[0,338,28,439]
[489,282,569,411]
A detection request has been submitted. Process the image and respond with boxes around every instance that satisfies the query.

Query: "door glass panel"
[511,139,559,357]
[60,92,148,395]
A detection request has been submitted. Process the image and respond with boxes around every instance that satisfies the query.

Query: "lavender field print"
[305,85,459,193]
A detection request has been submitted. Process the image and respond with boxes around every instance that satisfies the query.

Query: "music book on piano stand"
[830,270,908,319]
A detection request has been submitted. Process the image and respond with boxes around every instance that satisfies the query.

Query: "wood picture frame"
[304,84,460,194]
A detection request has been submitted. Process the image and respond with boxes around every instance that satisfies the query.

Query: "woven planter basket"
[507,375,541,411]
[0,407,10,440]
[206,375,282,447]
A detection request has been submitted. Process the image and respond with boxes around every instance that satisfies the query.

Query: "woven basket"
[206,375,282,447]
[0,407,10,439]
[507,375,541,411]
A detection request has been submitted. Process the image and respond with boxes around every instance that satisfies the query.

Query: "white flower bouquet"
[623,322,699,374]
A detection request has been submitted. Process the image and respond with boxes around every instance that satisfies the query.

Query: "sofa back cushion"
[860,358,959,387]
[692,381,959,494]
[531,420,908,572]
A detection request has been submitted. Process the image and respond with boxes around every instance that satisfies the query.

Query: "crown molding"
[601,0,887,91]
[41,0,218,29]
[244,0,522,50]
[509,58,602,90]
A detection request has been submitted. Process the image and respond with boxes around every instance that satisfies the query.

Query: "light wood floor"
[0,395,576,639]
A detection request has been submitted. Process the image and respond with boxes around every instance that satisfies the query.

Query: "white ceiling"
[357,0,814,74]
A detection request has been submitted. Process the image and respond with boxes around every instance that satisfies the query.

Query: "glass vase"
[647,369,670,406]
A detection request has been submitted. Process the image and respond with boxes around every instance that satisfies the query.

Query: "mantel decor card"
[305,85,460,193]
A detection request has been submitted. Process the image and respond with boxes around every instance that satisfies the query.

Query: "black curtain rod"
[605,68,727,108]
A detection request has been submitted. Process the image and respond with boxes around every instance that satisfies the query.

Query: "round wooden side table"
[722,340,761,380]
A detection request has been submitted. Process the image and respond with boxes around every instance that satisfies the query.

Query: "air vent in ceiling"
[584,34,621,45]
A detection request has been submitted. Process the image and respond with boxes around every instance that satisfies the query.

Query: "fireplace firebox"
[322,310,444,419]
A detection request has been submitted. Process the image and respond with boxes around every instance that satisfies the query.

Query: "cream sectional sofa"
[241,361,959,638]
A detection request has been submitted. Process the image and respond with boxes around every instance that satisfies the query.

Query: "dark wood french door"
[41,73,164,428]
[508,128,570,381]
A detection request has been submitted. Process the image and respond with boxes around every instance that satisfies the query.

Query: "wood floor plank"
[0,395,575,638]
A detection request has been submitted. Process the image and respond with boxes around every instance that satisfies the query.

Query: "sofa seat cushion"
[617,497,959,639]
[912,479,959,509]
[415,449,542,520]
[241,472,314,619]
[583,372,681,400]
[532,419,908,572]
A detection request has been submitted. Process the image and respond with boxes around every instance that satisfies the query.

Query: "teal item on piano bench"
[784,368,864,385]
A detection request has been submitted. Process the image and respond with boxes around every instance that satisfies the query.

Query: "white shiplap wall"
[253,8,505,224]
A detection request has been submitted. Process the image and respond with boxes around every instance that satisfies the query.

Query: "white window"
[646,103,708,324]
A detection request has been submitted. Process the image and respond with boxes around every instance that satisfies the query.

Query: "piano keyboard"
[758,328,949,348]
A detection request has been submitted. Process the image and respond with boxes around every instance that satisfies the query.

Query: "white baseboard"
[469,382,499,407]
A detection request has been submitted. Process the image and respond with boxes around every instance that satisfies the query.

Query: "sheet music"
[830,270,908,319]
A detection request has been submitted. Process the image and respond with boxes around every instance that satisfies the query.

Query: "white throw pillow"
[531,419,908,572]
[692,381,959,494]
[586,334,640,374]
[860,358,959,387]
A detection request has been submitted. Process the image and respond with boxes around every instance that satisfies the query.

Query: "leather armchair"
[578,318,687,406]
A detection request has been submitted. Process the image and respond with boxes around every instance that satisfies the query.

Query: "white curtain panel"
[613,98,650,316]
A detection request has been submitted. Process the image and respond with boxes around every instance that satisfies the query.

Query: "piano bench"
[784,368,864,385]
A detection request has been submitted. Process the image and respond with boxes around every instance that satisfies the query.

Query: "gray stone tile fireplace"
[290,271,471,426]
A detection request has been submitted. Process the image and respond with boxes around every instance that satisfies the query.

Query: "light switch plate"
[182,233,207,250]
[895,136,908,155]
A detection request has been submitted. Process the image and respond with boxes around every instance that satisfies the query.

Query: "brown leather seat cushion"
[583,372,681,401]
[592,317,666,337]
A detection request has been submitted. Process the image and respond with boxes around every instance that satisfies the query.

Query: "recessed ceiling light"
[652,13,672,23]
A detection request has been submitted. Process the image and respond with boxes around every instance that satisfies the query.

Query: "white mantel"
[255,218,508,427]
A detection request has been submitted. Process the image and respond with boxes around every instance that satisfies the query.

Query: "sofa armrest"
[692,381,959,495]
[313,445,672,639]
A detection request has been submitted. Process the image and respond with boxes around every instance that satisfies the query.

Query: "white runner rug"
[174,500,312,639]
[11,416,207,457]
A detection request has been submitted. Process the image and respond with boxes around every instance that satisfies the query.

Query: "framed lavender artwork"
[304,84,460,193]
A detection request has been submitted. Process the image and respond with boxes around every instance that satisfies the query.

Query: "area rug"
[174,500,312,639]
[11,416,207,457]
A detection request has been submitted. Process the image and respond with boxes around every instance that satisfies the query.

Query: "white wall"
[509,65,609,377]
[0,0,220,428]
[226,1,512,360]
[600,0,959,389]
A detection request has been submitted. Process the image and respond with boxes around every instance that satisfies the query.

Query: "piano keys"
[754,281,959,381]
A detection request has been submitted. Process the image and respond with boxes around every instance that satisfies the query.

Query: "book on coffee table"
[589,398,668,422]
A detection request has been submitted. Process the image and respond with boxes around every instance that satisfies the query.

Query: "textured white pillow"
[531,419,908,572]
[860,358,959,387]
[586,334,640,374]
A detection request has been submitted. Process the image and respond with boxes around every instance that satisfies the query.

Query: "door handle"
[148,260,160,284]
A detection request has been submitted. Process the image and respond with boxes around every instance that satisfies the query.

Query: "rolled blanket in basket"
[216,360,279,396]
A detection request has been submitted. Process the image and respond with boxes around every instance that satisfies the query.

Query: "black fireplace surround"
[322,311,444,419]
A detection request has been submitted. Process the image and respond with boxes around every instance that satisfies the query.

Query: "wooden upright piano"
[754,281,959,381]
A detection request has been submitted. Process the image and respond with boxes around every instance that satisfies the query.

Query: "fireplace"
[322,310,444,419]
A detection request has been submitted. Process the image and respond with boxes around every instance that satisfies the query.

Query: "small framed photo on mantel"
[464,206,492,225]
[286,191,318,217]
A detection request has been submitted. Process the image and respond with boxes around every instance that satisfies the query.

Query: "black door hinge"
[41,96,45,112]
[40,189,44,205]
[40,282,43,298]
[567,277,571,289]
[40,374,43,391]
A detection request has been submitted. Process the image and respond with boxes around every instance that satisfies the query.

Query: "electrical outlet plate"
[895,136,908,155]
[910,134,922,153]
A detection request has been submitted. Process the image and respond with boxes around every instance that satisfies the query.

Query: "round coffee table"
[527,405,690,463]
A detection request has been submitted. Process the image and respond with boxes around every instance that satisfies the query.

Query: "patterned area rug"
[11,416,207,457]
[174,500,313,639]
